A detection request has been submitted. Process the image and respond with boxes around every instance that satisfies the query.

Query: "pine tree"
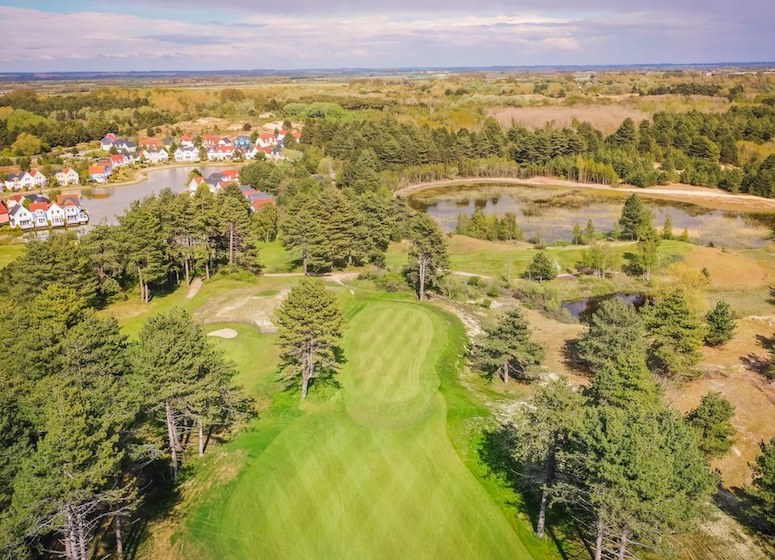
[274,279,344,399]
[525,251,558,282]
[514,378,583,538]
[635,225,661,279]
[646,289,706,377]
[662,214,674,240]
[119,198,168,303]
[572,223,583,245]
[576,298,648,373]
[618,194,652,241]
[132,308,237,478]
[406,213,448,301]
[471,308,545,383]
[686,392,736,458]
[704,301,736,346]
[584,218,595,244]
[749,437,775,531]
[254,204,279,243]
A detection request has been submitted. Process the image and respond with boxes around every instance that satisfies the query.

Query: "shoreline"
[0,161,243,201]
[395,177,775,214]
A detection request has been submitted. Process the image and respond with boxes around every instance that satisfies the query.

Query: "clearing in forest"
[187,299,537,559]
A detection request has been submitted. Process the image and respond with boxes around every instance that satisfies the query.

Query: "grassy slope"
[0,244,25,269]
[184,297,547,560]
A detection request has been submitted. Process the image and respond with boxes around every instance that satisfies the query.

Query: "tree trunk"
[502,360,509,384]
[136,265,145,303]
[66,507,78,560]
[617,527,628,560]
[184,258,190,286]
[301,347,313,399]
[536,447,555,538]
[303,248,308,275]
[76,512,87,560]
[114,512,124,559]
[418,257,426,301]
[198,421,205,457]
[165,400,180,480]
[594,514,604,560]
[205,260,210,280]
[229,222,235,267]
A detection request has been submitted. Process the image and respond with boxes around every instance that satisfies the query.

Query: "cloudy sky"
[0,1,773,72]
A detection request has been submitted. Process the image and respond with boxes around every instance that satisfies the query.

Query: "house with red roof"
[207,145,235,161]
[0,201,9,225]
[57,194,89,225]
[180,134,194,148]
[202,134,220,148]
[29,200,50,228]
[89,165,110,183]
[139,137,162,149]
[221,169,240,182]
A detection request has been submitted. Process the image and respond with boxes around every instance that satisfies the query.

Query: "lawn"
[182,297,548,560]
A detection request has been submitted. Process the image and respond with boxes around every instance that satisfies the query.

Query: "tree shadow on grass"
[562,338,589,375]
[714,486,775,540]
[739,353,770,377]
[767,286,775,306]
[477,424,578,560]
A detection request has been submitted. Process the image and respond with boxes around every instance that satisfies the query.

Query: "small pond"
[562,292,649,323]
[409,184,775,249]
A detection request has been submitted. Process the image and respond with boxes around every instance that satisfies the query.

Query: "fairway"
[188,300,537,559]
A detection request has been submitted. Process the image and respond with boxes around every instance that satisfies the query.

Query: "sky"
[0,1,773,72]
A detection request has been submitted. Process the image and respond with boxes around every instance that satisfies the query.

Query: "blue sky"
[0,1,773,71]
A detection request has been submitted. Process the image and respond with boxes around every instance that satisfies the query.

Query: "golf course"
[184,297,539,559]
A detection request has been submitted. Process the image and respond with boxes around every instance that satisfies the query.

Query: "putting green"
[189,300,537,559]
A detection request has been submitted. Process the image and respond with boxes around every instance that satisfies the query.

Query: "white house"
[30,201,49,228]
[47,202,66,227]
[180,134,195,148]
[58,195,89,225]
[28,169,47,188]
[54,168,80,186]
[8,204,34,229]
[100,133,118,151]
[207,145,234,161]
[175,146,201,162]
[142,148,169,164]
[256,133,277,148]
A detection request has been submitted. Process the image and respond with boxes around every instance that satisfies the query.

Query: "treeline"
[301,102,775,196]
[0,294,247,558]
[455,208,523,241]
[645,82,723,96]
[0,90,176,153]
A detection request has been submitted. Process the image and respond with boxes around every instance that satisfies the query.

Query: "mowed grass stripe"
[187,299,538,559]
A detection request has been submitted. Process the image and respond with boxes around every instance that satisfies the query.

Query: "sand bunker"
[207,328,238,339]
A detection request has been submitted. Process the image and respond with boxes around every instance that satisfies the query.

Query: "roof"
[29,201,48,212]
[222,169,239,179]
[89,165,106,174]
[9,205,29,217]
[181,134,193,140]
[0,201,8,215]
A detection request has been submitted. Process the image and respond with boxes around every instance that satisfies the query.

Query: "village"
[0,128,292,229]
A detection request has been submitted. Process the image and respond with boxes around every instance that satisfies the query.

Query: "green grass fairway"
[0,243,25,269]
[187,300,539,559]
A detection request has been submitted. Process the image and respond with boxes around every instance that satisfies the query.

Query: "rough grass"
[0,243,25,269]
[258,240,299,273]
[182,298,548,560]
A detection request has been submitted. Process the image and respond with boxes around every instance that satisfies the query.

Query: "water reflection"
[409,184,775,248]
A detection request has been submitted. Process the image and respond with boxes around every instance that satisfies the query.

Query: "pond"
[562,292,649,323]
[79,165,225,225]
[408,184,775,249]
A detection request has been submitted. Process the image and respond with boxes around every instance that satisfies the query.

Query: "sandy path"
[395,177,775,212]
[187,277,203,299]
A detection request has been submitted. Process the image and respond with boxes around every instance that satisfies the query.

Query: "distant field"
[487,105,650,134]
[184,299,544,560]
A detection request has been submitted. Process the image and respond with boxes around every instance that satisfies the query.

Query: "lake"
[408,184,775,249]
[79,165,225,225]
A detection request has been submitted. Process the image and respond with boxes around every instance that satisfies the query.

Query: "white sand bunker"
[207,328,238,339]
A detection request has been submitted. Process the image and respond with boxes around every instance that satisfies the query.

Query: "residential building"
[175,146,201,162]
[89,165,110,183]
[180,134,195,148]
[47,202,66,227]
[207,145,234,161]
[8,204,33,229]
[57,195,89,225]
[54,167,80,186]
[141,148,169,164]
[0,201,9,225]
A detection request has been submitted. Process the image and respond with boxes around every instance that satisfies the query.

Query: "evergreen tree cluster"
[454,208,523,241]
[0,293,245,558]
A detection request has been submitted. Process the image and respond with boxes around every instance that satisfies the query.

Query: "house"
[202,134,220,148]
[89,165,110,183]
[281,130,302,143]
[140,137,162,149]
[100,133,118,151]
[0,201,9,225]
[28,169,47,188]
[180,134,194,148]
[221,169,240,183]
[54,167,80,186]
[163,137,174,149]
[110,154,127,169]
[4,172,23,191]
[175,146,201,162]
[29,200,50,228]
[256,133,277,148]
[255,145,285,161]
[240,187,275,212]
[141,148,169,164]
[188,176,204,193]
[117,151,136,165]
[234,135,252,149]
[114,139,137,153]
[207,145,234,161]
[47,202,65,227]
[218,136,233,146]
[8,204,34,229]
[57,195,89,225]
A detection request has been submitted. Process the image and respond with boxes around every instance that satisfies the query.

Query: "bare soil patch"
[194,287,289,333]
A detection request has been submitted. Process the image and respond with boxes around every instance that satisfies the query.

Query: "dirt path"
[186,277,203,299]
[395,177,775,213]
